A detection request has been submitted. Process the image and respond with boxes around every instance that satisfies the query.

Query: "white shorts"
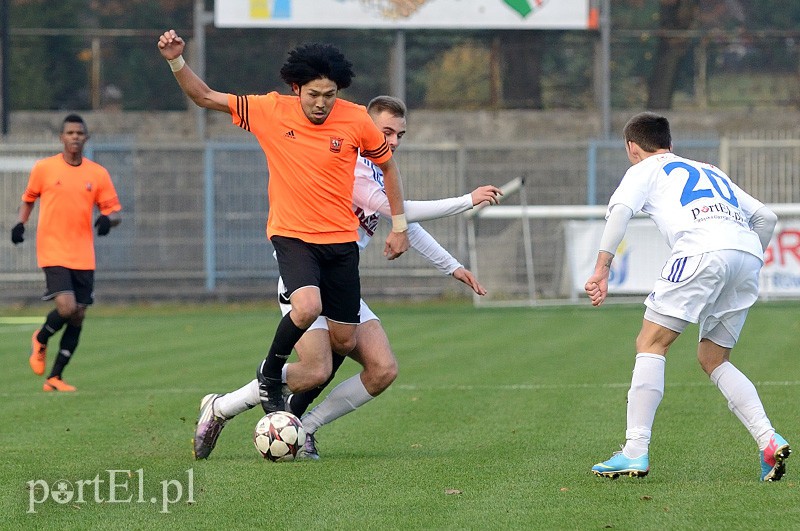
[277,277,379,332]
[644,249,762,347]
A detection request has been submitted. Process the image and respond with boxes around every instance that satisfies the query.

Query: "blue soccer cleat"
[592,451,649,478]
[761,433,791,482]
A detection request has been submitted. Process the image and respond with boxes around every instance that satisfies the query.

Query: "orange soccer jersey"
[22,154,122,270]
[228,92,392,244]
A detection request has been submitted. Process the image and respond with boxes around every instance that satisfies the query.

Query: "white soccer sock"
[215,379,260,419]
[301,374,374,434]
[623,353,665,459]
[710,361,774,450]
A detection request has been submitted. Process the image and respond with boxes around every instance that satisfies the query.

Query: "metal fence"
[2,136,799,302]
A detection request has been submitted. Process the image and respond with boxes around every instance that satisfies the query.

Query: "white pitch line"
[394,380,800,391]
[0,317,43,324]
[3,380,799,398]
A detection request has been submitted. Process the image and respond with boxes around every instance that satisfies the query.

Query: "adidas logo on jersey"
[284,130,296,139]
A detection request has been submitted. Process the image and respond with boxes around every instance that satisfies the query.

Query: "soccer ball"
[253,411,306,462]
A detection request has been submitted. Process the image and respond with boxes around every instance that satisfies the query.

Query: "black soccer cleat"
[256,370,286,413]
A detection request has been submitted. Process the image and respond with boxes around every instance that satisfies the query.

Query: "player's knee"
[330,335,357,356]
[290,302,322,328]
[634,335,670,355]
[697,340,730,376]
[56,303,79,320]
[379,361,398,389]
[70,308,86,325]
[364,357,398,394]
[307,364,331,388]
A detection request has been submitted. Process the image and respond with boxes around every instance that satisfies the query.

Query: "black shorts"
[271,235,360,325]
[42,266,95,306]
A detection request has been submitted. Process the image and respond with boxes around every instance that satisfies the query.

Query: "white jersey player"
[192,96,501,460]
[585,112,788,482]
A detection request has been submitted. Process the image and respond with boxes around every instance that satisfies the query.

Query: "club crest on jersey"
[85,182,93,191]
[329,137,343,153]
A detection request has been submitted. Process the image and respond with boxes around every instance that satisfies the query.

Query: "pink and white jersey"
[607,153,765,260]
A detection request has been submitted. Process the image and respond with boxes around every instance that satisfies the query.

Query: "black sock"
[38,310,67,343]
[289,353,347,417]
[48,352,72,379]
[48,324,81,379]
[260,313,308,380]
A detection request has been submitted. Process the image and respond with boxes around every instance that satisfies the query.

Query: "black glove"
[94,215,111,236]
[11,222,24,244]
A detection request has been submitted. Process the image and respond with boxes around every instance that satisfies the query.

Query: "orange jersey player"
[12,114,122,392]
[228,92,391,244]
[158,30,410,419]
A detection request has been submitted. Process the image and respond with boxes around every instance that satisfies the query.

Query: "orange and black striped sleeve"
[231,94,251,131]
[360,140,391,162]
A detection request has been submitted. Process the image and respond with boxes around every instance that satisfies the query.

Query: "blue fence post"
[204,144,216,292]
[587,139,598,206]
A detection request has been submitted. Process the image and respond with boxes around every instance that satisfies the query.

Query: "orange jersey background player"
[12,114,122,393]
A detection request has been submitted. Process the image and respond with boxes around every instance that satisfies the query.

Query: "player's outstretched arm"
[157,30,230,113]
[358,177,501,223]
[405,221,485,294]
[402,184,501,221]
[471,185,502,207]
[404,184,500,220]
[453,267,487,296]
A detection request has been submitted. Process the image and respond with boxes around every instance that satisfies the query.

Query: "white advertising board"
[566,219,800,299]
[215,0,596,29]
[760,221,800,298]
[566,219,671,297]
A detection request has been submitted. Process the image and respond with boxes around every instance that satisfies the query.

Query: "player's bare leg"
[348,319,397,396]
[328,320,357,356]
[285,329,334,392]
[297,320,398,459]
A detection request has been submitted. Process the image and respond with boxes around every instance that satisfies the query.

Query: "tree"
[500,30,544,109]
[645,0,699,109]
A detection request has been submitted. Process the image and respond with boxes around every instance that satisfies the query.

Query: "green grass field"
[1,300,799,529]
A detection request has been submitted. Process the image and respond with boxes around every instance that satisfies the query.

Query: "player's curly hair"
[280,43,354,90]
